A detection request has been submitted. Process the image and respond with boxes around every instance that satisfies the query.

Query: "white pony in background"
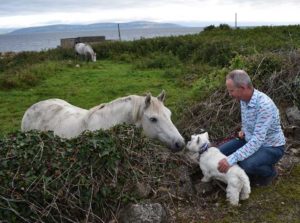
[75,42,96,62]
[21,91,185,152]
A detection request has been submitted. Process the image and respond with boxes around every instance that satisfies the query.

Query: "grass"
[0,59,192,136]
[224,164,300,222]
[176,163,300,222]
[1,26,299,221]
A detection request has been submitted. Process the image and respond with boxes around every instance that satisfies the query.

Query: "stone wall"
[60,36,105,48]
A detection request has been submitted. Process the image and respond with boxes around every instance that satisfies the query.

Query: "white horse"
[21,91,185,152]
[75,42,96,62]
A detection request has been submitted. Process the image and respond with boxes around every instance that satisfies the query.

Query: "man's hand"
[218,158,230,173]
[238,130,245,139]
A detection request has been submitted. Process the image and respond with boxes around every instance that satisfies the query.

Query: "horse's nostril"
[170,139,185,152]
[175,141,184,150]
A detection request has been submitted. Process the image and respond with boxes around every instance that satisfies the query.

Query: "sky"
[1,0,300,29]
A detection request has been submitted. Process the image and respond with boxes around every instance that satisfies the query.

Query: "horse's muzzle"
[171,139,185,152]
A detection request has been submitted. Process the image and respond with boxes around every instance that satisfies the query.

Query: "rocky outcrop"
[285,105,300,156]
[118,203,168,223]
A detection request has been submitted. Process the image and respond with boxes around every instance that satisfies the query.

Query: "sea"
[0,27,203,53]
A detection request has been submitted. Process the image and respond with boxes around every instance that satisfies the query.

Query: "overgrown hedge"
[0,124,172,222]
[2,25,300,90]
[179,50,300,142]
[94,25,300,65]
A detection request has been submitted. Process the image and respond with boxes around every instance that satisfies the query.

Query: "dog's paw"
[228,198,239,206]
[240,193,250,200]
[201,176,211,182]
[230,201,240,206]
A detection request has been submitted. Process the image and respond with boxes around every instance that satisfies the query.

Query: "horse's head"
[91,52,96,62]
[139,90,185,152]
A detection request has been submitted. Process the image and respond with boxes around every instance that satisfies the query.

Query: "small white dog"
[186,132,251,206]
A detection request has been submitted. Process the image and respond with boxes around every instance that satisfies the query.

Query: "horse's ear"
[157,90,166,102]
[145,93,152,108]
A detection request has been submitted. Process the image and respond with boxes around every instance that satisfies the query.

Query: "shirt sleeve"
[227,102,274,166]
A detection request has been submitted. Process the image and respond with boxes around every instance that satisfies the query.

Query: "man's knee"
[238,159,257,174]
[219,138,246,156]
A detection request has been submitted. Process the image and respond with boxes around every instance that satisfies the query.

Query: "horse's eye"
[149,117,157,123]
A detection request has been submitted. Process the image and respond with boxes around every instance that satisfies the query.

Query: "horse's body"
[75,43,96,62]
[21,91,185,152]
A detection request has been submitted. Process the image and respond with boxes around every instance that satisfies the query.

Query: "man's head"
[226,69,253,101]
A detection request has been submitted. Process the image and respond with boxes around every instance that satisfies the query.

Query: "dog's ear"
[196,136,200,144]
[204,132,209,139]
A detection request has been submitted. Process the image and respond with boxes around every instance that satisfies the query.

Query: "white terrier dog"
[186,132,251,206]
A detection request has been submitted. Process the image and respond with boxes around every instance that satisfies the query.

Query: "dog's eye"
[196,137,200,144]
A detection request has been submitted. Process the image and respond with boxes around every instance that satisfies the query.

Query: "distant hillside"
[0,28,15,34]
[8,21,183,35]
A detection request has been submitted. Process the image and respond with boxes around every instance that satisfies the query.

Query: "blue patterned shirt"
[227,89,286,166]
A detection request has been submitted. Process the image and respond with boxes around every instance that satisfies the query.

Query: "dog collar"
[199,142,209,154]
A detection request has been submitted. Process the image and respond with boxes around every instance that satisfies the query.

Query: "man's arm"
[227,103,274,166]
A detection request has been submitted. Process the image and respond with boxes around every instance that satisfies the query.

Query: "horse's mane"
[84,44,94,53]
[87,96,134,119]
[86,95,163,125]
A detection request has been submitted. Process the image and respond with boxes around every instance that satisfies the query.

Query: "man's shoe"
[255,169,278,187]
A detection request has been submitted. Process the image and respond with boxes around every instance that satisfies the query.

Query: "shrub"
[219,24,231,30]
[0,62,63,90]
[203,25,216,32]
[189,68,228,101]
[135,52,181,69]
[229,52,285,83]
[163,67,182,79]
[0,125,150,222]
[192,40,237,67]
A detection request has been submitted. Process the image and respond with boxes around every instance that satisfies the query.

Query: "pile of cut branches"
[0,125,185,222]
[179,50,300,145]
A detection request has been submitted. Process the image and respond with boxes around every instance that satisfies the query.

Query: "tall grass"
[1,25,300,136]
[0,60,193,136]
[94,25,300,65]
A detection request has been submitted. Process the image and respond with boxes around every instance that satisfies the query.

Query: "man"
[218,69,285,186]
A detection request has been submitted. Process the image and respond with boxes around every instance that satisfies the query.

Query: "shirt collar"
[244,88,258,108]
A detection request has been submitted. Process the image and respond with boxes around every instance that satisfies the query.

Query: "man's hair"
[226,69,253,88]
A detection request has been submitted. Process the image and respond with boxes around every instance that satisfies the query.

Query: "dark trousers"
[219,138,284,178]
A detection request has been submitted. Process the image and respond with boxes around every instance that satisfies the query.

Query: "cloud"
[0,0,215,15]
[2,0,300,15]
[1,0,300,28]
[0,0,165,15]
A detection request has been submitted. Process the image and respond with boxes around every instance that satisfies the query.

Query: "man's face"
[226,79,243,100]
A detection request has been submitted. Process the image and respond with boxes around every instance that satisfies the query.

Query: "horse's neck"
[85,96,144,130]
[85,46,93,54]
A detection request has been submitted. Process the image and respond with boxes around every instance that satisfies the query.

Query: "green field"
[0,60,194,136]
[0,25,300,222]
